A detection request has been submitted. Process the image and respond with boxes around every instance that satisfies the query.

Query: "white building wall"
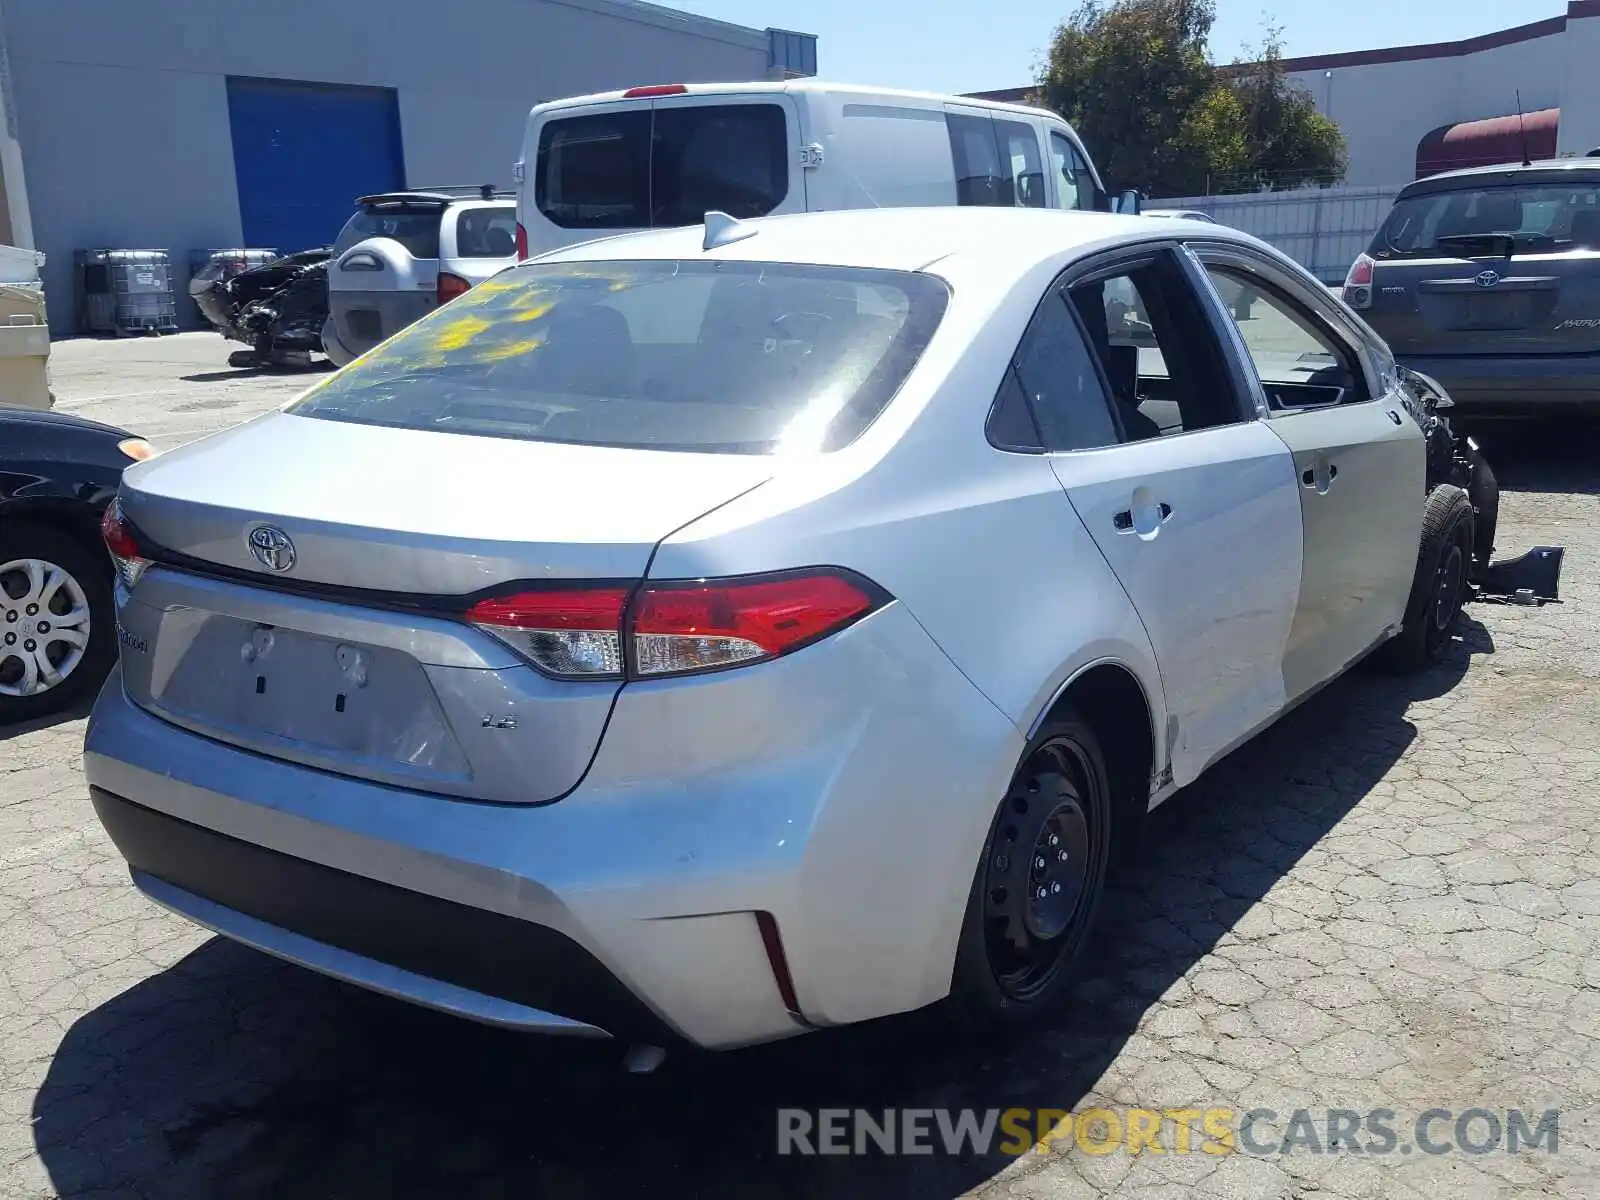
[1286,28,1566,187]
[1555,7,1600,155]
[0,0,779,332]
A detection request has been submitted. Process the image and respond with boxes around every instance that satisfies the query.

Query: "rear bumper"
[94,789,644,1039]
[84,603,1021,1049]
[1395,353,1600,415]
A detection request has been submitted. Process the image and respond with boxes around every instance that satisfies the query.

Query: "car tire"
[945,710,1113,1031]
[1371,484,1474,674]
[0,521,116,724]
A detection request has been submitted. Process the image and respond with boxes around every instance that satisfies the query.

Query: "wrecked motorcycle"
[190,247,332,369]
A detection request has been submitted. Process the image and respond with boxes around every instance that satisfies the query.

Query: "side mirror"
[1113,189,1143,215]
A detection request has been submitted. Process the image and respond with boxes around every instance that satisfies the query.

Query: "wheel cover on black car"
[982,736,1107,1001]
[0,558,92,698]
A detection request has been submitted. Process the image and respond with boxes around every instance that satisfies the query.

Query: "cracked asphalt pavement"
[3,335,1597,1198]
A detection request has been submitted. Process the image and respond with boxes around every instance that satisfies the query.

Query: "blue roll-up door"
[226,77,405,252]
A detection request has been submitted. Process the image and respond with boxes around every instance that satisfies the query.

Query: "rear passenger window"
[1066,255,1247,438]
[1010,294,1120,451]
[535,104,788,230]
[454,208,518,258]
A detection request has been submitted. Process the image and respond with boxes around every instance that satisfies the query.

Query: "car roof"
[1400,158,1600,196]
[528,207,1240,278]
[530,79,1063,124]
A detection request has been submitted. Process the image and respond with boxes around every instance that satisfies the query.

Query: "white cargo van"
[513,81,1136,258]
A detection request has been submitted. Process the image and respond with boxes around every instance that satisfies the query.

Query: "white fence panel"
[1148,184,1403,284]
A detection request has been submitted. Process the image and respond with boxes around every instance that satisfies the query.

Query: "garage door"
[226,78,405,253]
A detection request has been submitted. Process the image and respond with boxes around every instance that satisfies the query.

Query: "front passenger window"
[1203,266,1371,409]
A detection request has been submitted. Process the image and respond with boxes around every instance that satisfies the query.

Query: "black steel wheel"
[1371,484,1474,674]
[947,710,1113,1028]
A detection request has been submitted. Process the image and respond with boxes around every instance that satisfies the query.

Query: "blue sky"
[671,0,1547,95]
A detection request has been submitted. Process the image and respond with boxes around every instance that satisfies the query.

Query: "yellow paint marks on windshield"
[469,334,544,364]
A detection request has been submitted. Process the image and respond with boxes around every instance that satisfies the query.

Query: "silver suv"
[322,186,517,367]
[1345,159,1600,417]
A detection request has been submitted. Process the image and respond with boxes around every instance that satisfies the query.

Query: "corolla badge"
[247,525,296,573]
[1475,270,1501,289]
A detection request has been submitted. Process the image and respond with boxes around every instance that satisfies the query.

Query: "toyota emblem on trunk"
[247,525,296,573]
[1475,270,1501,288]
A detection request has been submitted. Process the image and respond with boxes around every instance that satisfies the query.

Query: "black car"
[0,406,153,722]
[1345,158,1600,417]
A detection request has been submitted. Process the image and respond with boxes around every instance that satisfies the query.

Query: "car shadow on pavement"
[1465,417,1600,496]
[0,698,91,743]
[30,620,1491,1200]
[178,363,333,384]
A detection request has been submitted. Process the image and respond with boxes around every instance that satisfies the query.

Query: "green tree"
[1038,0,1218,197]
[1217,29,1348,191]
[1038,3,1349,196]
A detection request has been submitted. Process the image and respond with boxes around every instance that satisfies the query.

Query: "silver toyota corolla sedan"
[87,206,1475,1051]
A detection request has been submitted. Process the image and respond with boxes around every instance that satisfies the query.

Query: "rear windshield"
[535,103,788,230]
[454,206,518,258]
[1373,181,1600,258]
[290,259,949,454]
[332,207,442,259]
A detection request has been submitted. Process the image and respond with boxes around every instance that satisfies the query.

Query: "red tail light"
[436,271,471,304]
[515,222,529,261]
[465,570,887,681]
[1343,254,1375,309]
[631,572,881,677]
[99,498,150,589]
[623,84,688,98]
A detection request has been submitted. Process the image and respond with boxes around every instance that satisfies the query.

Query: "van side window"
[996,121,1047,209]
[1049,132,1093,211]
[947,113,1007,207]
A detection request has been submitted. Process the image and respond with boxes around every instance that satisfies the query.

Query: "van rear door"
[519,91,803,255]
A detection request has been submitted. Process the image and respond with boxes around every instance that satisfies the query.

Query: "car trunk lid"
[1367,250,1600,357]
[113,412,771,802]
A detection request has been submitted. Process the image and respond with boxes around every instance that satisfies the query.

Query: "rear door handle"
[1301,463,1339,489]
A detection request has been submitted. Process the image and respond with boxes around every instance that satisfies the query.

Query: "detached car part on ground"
[191,248,332,370]
[0,407,154,722]
[84,208,1563,1058]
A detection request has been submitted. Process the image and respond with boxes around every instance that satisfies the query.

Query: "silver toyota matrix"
[85,206,1556,1051]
